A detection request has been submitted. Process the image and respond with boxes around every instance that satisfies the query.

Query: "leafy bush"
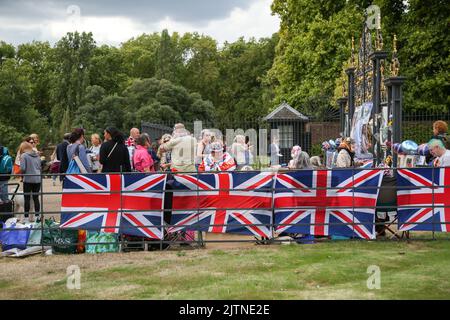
[0,123,25,156]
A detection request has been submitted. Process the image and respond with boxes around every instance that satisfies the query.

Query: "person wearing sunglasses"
[29,133,41,154]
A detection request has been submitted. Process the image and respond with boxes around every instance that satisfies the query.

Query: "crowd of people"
[0,120,449,223]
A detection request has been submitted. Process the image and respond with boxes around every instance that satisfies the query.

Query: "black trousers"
[23,182,41,216]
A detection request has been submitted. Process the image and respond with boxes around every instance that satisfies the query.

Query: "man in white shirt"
[428,139,450,167]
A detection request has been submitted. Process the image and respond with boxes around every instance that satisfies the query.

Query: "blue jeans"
[0,181,8,202]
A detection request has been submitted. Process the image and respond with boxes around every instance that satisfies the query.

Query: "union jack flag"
[170,172,274,238]
[60,173,166,239]
[397,168,450,232]
[274,169,383,239]
[358,159,374,169]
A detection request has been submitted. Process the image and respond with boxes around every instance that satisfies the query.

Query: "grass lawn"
[0,240,449,299]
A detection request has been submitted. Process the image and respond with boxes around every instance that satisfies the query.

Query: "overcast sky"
[0,0,280,46]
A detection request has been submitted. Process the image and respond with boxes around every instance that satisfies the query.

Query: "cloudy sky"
[0,0,280,46]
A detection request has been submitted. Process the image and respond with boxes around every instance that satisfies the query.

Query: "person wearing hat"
[199,141,236,172]
[335,137,355,168]
[159,124,196,172]
[157,134,173,171]
[288,145,312,169]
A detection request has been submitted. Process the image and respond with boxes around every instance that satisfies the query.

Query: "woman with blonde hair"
[19,141,42,223]
[89,133,102,172]
[29,133,40,153]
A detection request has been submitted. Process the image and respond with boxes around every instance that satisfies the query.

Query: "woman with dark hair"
[133,134,154,173]
[99,127,131,173]
[66,128,92,173]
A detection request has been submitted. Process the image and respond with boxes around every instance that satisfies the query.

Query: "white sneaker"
[23,218,30,224]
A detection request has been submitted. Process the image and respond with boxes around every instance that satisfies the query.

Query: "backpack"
[0,147,13,174]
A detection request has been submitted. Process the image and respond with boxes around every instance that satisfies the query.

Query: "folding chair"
[375,175,409,239]
[166,226,203,248]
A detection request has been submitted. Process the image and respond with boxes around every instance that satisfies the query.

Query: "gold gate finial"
[375,12,383,50]
[351,36,355,67]
[390,34,400,76]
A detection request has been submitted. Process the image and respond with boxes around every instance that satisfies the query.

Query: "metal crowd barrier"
[0,167,449,255]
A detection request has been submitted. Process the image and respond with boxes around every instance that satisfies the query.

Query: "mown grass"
[1,240,449,299]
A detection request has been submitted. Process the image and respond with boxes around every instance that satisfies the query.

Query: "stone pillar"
[345,67,356,136]
[384,76,406,168]
[337,97,348,137]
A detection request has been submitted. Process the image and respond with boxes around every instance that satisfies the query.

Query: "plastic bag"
[0,221,31,251]
[86,231,119,254]
[26,222,42,247]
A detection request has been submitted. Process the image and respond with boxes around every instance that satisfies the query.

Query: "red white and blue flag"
[274,169,383,239]
[358,159,374,169]
[60,173,166,239]
[397,168,450,232]
[170,172,274,238]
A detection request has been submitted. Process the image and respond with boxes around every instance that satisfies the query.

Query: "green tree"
[398,0,449,112]
[90,45,129,94]
[216,35,278,127]
[50,32,96,137]
[17,41,53,119]
[122,77,214,127]
[0,41,15,64]
[269,0,362,116]
[73,87,126,136]
[179,33,220,101]
[155,29,183,83]
[0,58,49,148]
[120,32,161,79]
[136,102,181,124]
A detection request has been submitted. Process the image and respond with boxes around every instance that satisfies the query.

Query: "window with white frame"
[279,125,293,148]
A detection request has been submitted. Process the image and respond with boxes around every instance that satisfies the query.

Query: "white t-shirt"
[436,149,450,167]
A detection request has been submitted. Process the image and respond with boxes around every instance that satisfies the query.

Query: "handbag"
[51,228,79,254]
[49,161,60,174]
[26,222,42,247]
[0,221,31,251]
[66,144,87,174]
[66,159,81,174]
[107,143,118,159]
[13,163,21,175]
[42,218,78,254]
[98,142,118,173]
